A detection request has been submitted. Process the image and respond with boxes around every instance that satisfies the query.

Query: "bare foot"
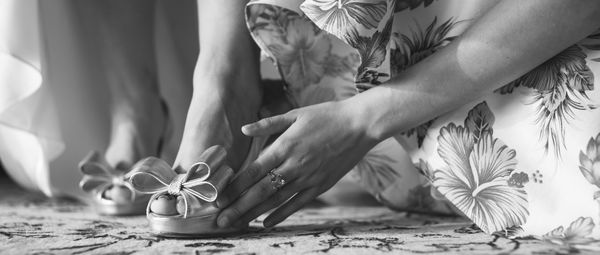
[174,52,262,172]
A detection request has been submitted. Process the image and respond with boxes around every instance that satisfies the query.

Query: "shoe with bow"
[128,145,241,237]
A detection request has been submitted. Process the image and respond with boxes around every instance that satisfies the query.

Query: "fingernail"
[217,215,230,228]
[241,125,251,135]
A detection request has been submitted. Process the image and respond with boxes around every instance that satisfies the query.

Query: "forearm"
[196,0,258,66]
[194,0,261,104]
[354,0,600,142]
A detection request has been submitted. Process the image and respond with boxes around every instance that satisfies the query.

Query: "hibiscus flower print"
[345,18,393,91]
[415,159,446,201]
[395,0,436,12]
[542,217,596,247]
[267,17,333,92]
[496,45,597,158]
[300,0,388,38]
[390,17,458,76]
[433,102,529,234]
[579,132,600,199]
[394,17,459,147]
[582,29,600,62]
[352,142,400,196]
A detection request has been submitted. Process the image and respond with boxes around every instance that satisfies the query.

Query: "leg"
[86,0,165,169]
[174,0,262,171]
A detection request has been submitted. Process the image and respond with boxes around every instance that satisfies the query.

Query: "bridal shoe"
[78,151,151,215]
[129,145,244,237]
[78,99,172,215]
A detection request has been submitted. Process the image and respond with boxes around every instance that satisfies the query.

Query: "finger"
[263,188,320,228]
[216,143,285,208]
[232,181,302,227]
[197,145,227,170]
[174,145,228,174]
[206,165,234,193]
[217,170,292,228]
[241,113,296,137]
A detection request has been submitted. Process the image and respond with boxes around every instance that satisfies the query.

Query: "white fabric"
[0,0,197,198]
[0,0,63,195]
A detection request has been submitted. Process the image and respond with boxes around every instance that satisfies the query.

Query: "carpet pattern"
[0,180,580,255]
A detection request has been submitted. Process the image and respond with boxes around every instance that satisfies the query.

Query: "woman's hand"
[215,100,380,228]
[213,0,600,231]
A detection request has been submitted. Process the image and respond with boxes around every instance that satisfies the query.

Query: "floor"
[0,179,580,255]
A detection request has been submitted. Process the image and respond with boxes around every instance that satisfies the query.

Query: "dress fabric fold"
[0,0,63,196]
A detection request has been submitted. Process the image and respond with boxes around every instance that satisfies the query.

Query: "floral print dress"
[246,0,600,246]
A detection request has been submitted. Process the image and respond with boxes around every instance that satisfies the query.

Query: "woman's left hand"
[215,100,380,228]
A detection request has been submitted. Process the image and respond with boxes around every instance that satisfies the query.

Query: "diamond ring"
[268,170,286,191]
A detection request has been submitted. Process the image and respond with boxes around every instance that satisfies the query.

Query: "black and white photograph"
[1,0,600,254]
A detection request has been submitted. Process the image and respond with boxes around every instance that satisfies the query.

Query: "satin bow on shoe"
[79,151,137,201]
[128,146,233,218]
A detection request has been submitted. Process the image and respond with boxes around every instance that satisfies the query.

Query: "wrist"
[192,54,262,111]
[339,91,391,145]
[196,46,260,73]
[197,28,260,66]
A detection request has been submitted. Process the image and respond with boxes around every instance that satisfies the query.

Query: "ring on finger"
[268,170,287,191]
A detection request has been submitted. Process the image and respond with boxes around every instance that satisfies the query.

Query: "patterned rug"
[0,179,577,255]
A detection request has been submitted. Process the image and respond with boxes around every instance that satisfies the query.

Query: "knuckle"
[273,140,289,151]
[297,155,311,168]
[228,179,250,197]
[228,206,242,218]
[263,117,276,126]
[249,163,268,180]
[276,139,297,154]
[267,147,287,163]
[247,164,261,177]
[273,151,287,163]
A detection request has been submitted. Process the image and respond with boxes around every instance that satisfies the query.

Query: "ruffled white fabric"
[0,0,197,198]
[0,0,63,196]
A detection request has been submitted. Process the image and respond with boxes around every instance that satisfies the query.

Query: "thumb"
[242,113,296,137]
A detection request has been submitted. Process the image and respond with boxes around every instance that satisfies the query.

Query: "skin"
[173,0,262,172]
[215,0,600,228]
[73,0,259,209]
[74,0,258,173]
